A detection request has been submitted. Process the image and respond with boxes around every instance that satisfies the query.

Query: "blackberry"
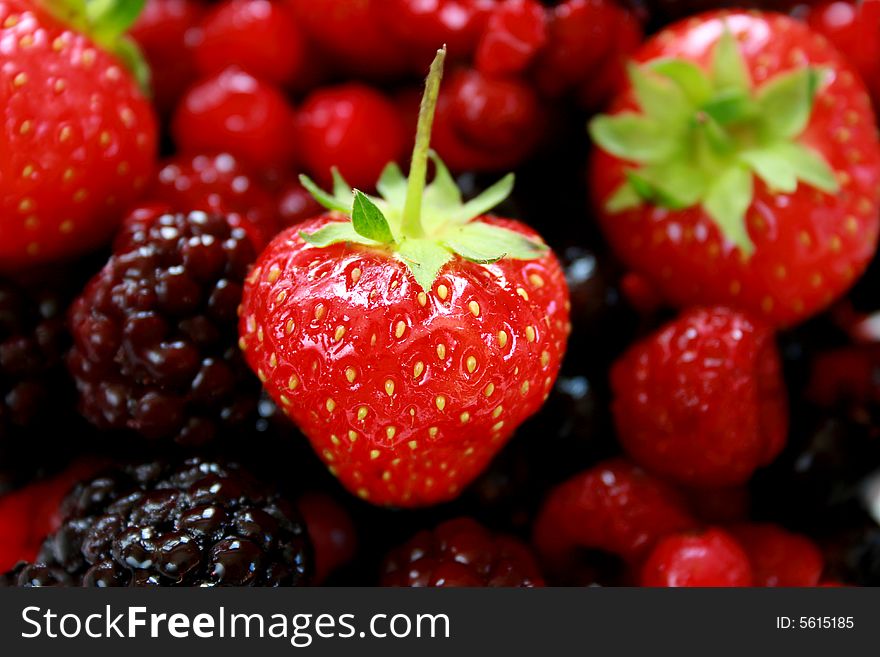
[3,457,312,587]
[67,211,260,446]
[381,518,544,587]
[0,277,83,492]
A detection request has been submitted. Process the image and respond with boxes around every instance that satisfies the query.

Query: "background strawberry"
[239,50,570,507]
[589,10,880,327]
[0,0,157,270]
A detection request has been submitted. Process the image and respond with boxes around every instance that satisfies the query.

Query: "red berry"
[429,69,546,172]
[641,528,753,587]
[684,486,751,525]
[535,0,639,97]
[297,492,357,584]
[151,152,280,248]
[611,307,788,488]
[285,0,410,78]
[382,0,497,66]
[475,0,548,77]
[806,0,880,107]
[590,11,880,327]
[194,0,306,87]
[533,459,696,569]
[297,84,407,191]
[0,0,157,270]
[574,7,641,110]
[382,518,544,587]
[276,178,323,229]
[130,0,205,116]
[729,523,825,586]
[173,68,297,170]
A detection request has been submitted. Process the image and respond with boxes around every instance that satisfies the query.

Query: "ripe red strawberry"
[611,306,788,487]
[0,0,157,270]
[640,527,753,587]
[239,50,570,507]
[532,458,696,581]
[475,0,548,77]
[589,11,880,327]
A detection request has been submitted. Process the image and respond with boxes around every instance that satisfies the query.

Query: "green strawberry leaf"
[444,221,548,263]
[112,36,150,94]
[711,28,752,92]
[628,63,690,123]
[397,239,454,292]
[376,163,408,207]
[447,173,515,225]
[423,151,463,214]
[702,88,757,125]
[703,165,754,255]
[300,222,367,247]
[605,181,643,212]
[650,58,713,105]
[589,113,678,163]
[626,161,707,210]
[299,175,351,214]
[771,142,839,194]
[352,191,395,244]
[86,0,146,40]
[756,67,821,140]
[739,147,798,193]
[331,168,352,200]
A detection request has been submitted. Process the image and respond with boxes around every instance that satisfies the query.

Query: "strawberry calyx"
[299,48,548,292]
[589,28,840,256]
[38,0,151,92]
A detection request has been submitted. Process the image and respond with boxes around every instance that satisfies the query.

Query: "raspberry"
[611,307,788,487]
[729,523,824,587]
[2,457,313,587]
[641,528,753,587]
[532,458,695,582]
[67,211,260,447]
[382,518,543,587]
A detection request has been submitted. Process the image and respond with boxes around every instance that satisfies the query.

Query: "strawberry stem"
[402,47,447,240]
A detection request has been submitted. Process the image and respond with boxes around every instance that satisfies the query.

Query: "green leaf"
[605,182,643,213]
[756,67,820,140]
[86,0,146,40]
[112,37,150,95]
[423,151,462,212]
[299,222,365,247]
[39,0,89,31]
[650,58,713,105]
[627,63,690,123]
[771,142,840,194]
[739,146,798,193]
[694,113,735,157]
[397,239,454,292]
[351,190,395,244]
[376,163,408,207]
[444,222,548,263]
[299,175,351,214]
[703,165,755,255]
[589,113,678,163]
[625,162,707,210]
[711,28,752,93]
[702,88,757,125]
[447,174,515,225]
[331,168,352,199]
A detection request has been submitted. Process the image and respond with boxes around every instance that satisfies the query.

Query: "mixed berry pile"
[2,0,880,587]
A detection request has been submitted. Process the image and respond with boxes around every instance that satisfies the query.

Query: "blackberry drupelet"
[381,518,544,587]
[67,211,260,446]
[3,457,313,587]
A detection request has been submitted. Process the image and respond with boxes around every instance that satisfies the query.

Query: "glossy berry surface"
[68,211,260,446]
[640,528,753,587]
[151,152,280,248]
[194,0,306,86]
[297,84,407,190]
[729,523,825,587]
[475,0,547,77]
[381,518,543,587]
[611,307,788,487]
[0,0,157,269]
[2,457,312,587]
[533,459,696,570]
[173,67,298,169]
[239,215,569,506]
